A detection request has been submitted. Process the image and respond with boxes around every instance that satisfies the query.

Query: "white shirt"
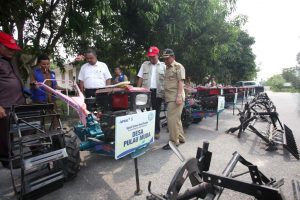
[150,64,157,88]
[78,61,112,89]
[138,62,163,89]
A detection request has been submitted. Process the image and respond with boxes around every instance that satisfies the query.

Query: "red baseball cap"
[0,32,21,51]
[147,46,159,57]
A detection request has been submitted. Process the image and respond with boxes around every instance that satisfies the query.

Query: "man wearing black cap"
[0,32,25,168]
[162,49,186,150]
[137,46,166,139]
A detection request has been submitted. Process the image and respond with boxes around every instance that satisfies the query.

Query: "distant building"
[283,82,292,87]
[53,64,79,87]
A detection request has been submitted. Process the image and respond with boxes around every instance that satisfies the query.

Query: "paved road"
[1,91,299,200]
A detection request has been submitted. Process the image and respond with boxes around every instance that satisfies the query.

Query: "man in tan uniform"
[162,49,185,150]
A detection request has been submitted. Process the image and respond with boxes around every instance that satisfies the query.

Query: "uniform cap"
[162,48,175,58]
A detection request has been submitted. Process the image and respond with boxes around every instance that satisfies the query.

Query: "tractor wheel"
[63,131,80,181]
[182,108,193,128]
[193,116,203,124]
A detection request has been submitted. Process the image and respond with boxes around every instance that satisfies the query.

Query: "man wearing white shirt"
[137,46,166,139]
[78,48,112,97]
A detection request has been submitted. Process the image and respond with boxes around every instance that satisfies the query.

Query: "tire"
[63,131,80,181]
[182,108,193,128]
[193,116,203,124]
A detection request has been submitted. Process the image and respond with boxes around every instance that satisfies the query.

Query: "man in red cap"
[137,46,166,139]
[0,32,25,168]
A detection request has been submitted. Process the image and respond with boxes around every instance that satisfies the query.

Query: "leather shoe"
[162,143,179,150]
[162,144,171,150]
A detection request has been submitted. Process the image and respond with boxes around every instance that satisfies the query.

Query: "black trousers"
[148,89,162,134]
[84,89,98,98]
[0,113,10,160]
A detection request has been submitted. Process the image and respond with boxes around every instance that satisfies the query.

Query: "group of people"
[0,31,186,169]
[137,47,186,150]
[77,46,186,150]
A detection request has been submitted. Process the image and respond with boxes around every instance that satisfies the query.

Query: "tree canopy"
[0,0,257,84]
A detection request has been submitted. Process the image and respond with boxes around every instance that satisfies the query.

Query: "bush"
[266,74,285,90]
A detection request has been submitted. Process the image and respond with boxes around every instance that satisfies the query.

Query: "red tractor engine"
[85,86,151,142]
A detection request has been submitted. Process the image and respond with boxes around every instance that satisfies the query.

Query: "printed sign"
[234,93,238,104]
[115,110,155,159]
[217,96,225,112]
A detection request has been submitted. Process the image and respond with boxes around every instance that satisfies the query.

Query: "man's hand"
[106,79,111,86]
[0,106,7,119]
[176,95,183,105]
[79,80,84,92]
[30,81,39,88]
[137,77,143,87]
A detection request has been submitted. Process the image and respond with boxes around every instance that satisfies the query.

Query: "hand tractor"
[7,80,152,199]
[36,80,152,158]
[161,86,203,129]
[8,103,80,200]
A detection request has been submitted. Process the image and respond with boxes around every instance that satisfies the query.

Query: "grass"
[270,87,300,93]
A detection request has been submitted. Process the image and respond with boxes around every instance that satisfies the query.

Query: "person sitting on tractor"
[113,67,128,84]
[0,32,26,169]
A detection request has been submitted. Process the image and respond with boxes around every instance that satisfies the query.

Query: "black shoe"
[162,144,171,150]
[162,143,179,150]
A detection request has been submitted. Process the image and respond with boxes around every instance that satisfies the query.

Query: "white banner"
[234,93,238,104]
[217,96,225,112]
[115,110,155,159]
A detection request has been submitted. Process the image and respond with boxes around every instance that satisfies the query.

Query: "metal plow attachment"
[247,122,299,160]
[226,92,299,160]
[283,124,300,160]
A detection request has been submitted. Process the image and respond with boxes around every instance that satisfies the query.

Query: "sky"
[234,0,300,81]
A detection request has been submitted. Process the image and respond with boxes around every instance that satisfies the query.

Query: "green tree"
[296,52,300,65]
[0,0,77,77]
[219,30,257,84]
[0,0,257,85]
[282,67,300,88]
[266,74,285,90]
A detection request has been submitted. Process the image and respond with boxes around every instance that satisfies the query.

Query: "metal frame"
[147,142,285,200]
[8,104,67,200]
[226,93,299,160]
